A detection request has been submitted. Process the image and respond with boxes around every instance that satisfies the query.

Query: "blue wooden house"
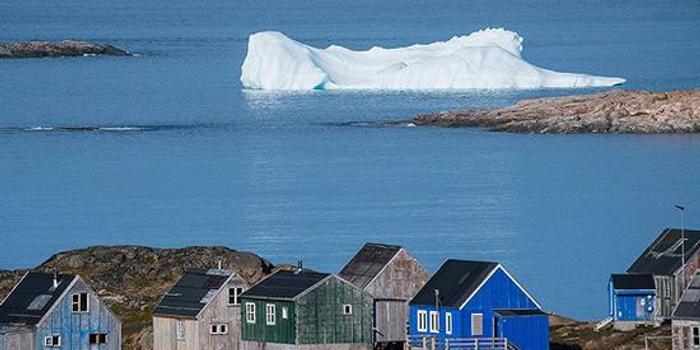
[0,272,121,350]
[608,274,656,327]
[408,260,548,350]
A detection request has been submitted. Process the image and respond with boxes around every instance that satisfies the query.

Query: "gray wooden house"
[0,272,121,350]
[240,269,374,350]
[153,268,250,350]
[628,228,700,319]
[672,271,700,350]
[339,243,429,347]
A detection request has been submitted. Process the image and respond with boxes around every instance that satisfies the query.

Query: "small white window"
[471,313,483,336]
[445,312,453,335]
[417,310,427,332]
[44,335,61,347]
[693,327,700,347]
[246,303,256,324]
[429,311,440,333]
[228,287,244,306]
[71,293,89,313]
[282,307,289,319]
[176,320,185,341]
[266,304,276,325]
[210,323,228,335]
[343,304,353,315]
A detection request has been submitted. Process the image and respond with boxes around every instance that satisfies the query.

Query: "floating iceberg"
[240,29,625,90]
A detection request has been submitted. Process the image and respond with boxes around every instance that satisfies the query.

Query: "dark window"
[693,327,700,347]
[228,287,243,305]
[89,333,107,344]
[72,293,89,312]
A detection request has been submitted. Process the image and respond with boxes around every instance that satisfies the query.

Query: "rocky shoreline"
[0,246,670,350]
[412,89,700,133]
[0,40,130,59]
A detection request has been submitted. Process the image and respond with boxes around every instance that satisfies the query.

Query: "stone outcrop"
[0,40,129,58]
[413,89,700,133]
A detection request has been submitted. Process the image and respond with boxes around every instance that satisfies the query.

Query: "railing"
[407,335,517,350]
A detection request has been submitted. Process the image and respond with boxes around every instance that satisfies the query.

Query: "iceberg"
[240,28,625,90]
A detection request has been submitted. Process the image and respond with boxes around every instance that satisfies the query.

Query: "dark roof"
[610,274,656,290]
[241,270,330,300]
[153,269,231,318]
[0,272,76,325]
[410,259,498,308]
[339,243,402,289]
[628,228,700,276]
[673,272,700,319]
[493,309,547,317]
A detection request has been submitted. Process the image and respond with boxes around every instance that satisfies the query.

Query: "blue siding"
[608,280,656,322]
[495,314,549,350]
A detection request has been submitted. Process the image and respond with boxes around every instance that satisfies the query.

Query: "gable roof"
[673,272,700,320]
[0,272,77,326]
[153,269,232,319]
[410,259,498,308]
[241,270,330,300]
[610,274,656,290]
[339,243,402,290]
[628,228,700,276]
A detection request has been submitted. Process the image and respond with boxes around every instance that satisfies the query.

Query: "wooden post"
[504,337,508,350]
[430,336,435,350]
[445,338,449,350]
[475,338,479,350]
[422,336,427,350]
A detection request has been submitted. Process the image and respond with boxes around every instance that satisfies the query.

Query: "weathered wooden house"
[339,243,429,347]
[153,268,250,350]
[408,259,548,350]
[672,271,700,350]
[608,274,657,329]
[0,272,121,350]
[240,269,374,350]
[628,228,700,319]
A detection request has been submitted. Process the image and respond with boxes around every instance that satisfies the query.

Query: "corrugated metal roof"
[153,268,231,318]
[493,309,547,317]
[628,228,700,276]
[339,243,401,290]
[410,259,498,308]
[610,274,656,290]
[673,272,700,319]
[241,270,329,300]
[0,272,76,326]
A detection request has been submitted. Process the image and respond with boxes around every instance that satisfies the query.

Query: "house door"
[493,317,500,338]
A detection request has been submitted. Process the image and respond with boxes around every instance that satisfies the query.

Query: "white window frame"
[210,323,228,335]
[429,311,440,333]
[417,310,427,332]
[71,292,89,313]
[176,320,185,341]
[228,287,244,306]
[471,313,483,336]
[44,335,61,347]
[445,312,453,335]
[266,304,276,325]
[343,304,353,315]
[246,302,256,324]
[282,306,289,319]
[693,327,700,348]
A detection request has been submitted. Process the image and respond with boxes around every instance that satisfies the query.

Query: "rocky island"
[412,89,700,133]
[0,40,129,59]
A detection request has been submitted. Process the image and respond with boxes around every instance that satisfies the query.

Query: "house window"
[176,320,185,341]
[471,313,483,336]
[210,324,228,335]
[228,287,243,306]
[266,304,276,325]
[429,311,439,333]
[282,307,289,319]
[71,293,89,312]
[89,333,107,344]
[693,327,700,347]
[343,304,353,315]
[445,312,453,335]
[246,303,256,323]
[44,335,61,347]
[417,310,427,332]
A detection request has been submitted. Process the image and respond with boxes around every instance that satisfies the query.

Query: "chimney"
[296,260,303,274]
[52,271,59,289]
[218,259,222,270]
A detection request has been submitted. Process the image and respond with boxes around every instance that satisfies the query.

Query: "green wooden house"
[240,269,373,350]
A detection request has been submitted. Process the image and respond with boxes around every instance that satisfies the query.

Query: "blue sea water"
[1,0,700,320]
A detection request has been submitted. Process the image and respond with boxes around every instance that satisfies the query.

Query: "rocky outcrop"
[549,314,671,350]
[0,246,276,350]
[413,89,700,133]
[0,40,129,59]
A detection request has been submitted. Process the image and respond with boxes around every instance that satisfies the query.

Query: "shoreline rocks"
[412,88,700,133]
[0,40,130,59]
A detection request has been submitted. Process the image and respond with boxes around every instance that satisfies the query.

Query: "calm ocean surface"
[2,0,700,320]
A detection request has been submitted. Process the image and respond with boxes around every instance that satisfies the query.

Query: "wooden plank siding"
[0,328,34,350]
[241,300,297,344]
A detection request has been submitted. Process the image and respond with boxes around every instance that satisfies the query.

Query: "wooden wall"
[0,327,35,350]
[153,317,199,350]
